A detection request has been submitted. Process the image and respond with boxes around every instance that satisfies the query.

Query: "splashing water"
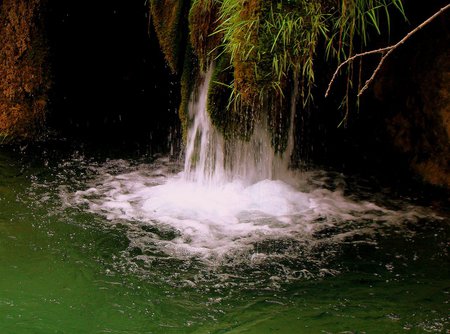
[71,66,438,271]
[3,148,449,333]
[68,155,444,291]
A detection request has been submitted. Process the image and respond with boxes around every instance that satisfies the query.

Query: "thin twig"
[325,4,450,98]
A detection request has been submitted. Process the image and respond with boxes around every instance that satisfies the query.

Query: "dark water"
[0,146,449,333]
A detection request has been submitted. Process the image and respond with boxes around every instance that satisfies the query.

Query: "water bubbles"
[67,156,433,281]
[55,64,446,290]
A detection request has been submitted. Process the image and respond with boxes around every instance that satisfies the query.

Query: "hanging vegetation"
[149,0,189,74]
[213,0,406,115]
[150,0,407,149]
[188,0,222,71]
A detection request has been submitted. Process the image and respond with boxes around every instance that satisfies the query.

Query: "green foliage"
[213,0,406,111]
[213,0,261,106]
[259,1,325,106]
[151,0,407,150]
[325,0,406,122]
[326,0,406,61]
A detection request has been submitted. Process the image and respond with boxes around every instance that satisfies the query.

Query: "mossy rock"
[179,43,200,142]
[208,53,255,141]
[150,0,188,74]
[266,77,293,154]
[229,0,262,106]
[188,0,222,71]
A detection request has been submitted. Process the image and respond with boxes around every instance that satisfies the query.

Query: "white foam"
[68,65,433,267]
[71,161,423,264]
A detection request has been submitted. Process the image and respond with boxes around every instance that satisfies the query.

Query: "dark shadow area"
[294,0,449,187]
[38,1,448,188]
[45,0,180,151]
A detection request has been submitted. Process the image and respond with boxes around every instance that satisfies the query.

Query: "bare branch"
[324,46,392,97]
[325,4,450,98]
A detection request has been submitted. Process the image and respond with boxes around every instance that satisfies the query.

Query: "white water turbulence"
[184,65,297,185]
[71,66,435,270]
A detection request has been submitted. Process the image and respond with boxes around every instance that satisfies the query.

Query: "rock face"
[0,1,447,189]
[374,13,450,188]
[0,0,50,141]
[150,0,189,74]
[148,1,450,188]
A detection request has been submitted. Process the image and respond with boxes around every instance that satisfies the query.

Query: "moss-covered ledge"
[151,0,411,162]
[149,1,449,189]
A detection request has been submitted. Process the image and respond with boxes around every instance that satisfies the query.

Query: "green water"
[0,147,449,333]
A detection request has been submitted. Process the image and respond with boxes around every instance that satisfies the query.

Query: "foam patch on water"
[70,158,428,265]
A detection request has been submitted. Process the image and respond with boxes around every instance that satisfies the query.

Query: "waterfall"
[184,65,298,185]
[71,68,431,266]
[183,66,225,184]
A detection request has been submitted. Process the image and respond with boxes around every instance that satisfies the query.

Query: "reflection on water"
[0,149,449,333]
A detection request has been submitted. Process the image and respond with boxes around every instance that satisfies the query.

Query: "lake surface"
[0,146,449,333]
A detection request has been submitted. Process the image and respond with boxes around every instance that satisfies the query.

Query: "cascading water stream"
[183,65,298,185]
[4,51,445,334]
[70,65,436,266]
[183,66,225,184]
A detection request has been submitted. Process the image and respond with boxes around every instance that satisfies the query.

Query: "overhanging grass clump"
[215,0,405,109]
[152,0,407,150]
